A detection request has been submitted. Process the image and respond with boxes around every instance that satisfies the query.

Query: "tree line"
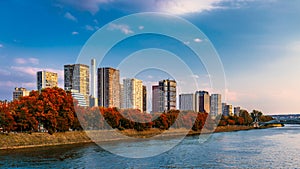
[0,87,273,134]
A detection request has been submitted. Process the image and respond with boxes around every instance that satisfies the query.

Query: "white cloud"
[0,69,10,76]
[156,0,224,15]
[64,12,77,22]
[138,26,144,30]
[0,44,3,48]
[0,81,36,88]
[194,38,203,43]
[14,58,39,65]
[108,23,134,35]
[190,74,200,79]
[85,25,95,31]
[58,0,113,14]
[11,66,63,80]
[72,31,79,35]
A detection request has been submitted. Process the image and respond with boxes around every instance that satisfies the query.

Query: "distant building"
[179,93,195,111]
[71,89,88,107]
[195,91,210,113]
[152,85,161,113]
[123,78,143,111]
[152,79,177,113]
[223,103,233,116]
[37,71,58,91]
[13,87,30,100]
[64,64,90,106]
[90,59,98,107]
[210,94,222,117]
[234,107,241,116]
[98,67,120,108]
[143,85,147,112]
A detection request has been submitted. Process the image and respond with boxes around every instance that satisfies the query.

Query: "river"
[1,125,300,168]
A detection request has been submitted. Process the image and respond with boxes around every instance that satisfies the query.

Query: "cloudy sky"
[0,0,300,114]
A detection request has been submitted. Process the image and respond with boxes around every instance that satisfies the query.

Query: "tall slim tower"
[64,64,90,106]
[98,67,120,108]
[90,59,98,107]
[37,71,58,91]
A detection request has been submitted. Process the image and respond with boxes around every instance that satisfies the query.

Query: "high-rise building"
[37,71,58,91]
[195,91,210,113]
[210,94,222,117]
[64,64,90,106]
[13,87,30,100]
[152,79,177,113]
[90,59,98,107]
[98,67,120,108]
[222,103,233,116]
[152,85,161,113]
[143,85,147,112]
[123,78,143,111]
[179,93,195,111]
[234,107,241,117]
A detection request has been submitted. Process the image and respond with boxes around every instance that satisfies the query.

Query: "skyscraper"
[152,79,177,113]
[123,78,143,111]
[90,59,98,107]
[98,67,120,108]
[179,93,195,111]
[37,71,58,91]
[210,94,222,117]
[64,64,90,106]
[234,107,241,117]
[195,91,210,113]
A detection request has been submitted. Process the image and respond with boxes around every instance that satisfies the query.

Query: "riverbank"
[0,125,268,150]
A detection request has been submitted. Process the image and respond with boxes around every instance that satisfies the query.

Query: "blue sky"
[0,0,300,114]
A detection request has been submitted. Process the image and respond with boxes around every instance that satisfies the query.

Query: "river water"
[1,125,300,168]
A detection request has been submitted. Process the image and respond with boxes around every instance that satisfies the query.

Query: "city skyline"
[0,1,300,114]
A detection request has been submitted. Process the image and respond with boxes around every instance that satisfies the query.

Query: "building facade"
[223,103,233,116]
[123,78,143,111]
[152,79,177,113]
[152,85,161,113]
[179,93,195,111]
[64,64,90,106]
[13,87,30,100]
[143,85,147,112]
[234,107,241,116]
[195,91,210,113]
[210,94,222,117]
[37,71,58,91]
[98,67,120,108]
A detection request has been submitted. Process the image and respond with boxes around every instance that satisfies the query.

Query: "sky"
[0,0,300,114]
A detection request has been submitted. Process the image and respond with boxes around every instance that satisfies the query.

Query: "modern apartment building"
[64,64,90,106]
[98,67,120,108]
[13,87,30,100]
[222,103,233,116]
[152,79,177,113]
[123,78,143,111]
[37,71,58,91]
[195,91,210,113]
[210,94,222,117]
[179,93,195,111]
[234,106,241,117]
